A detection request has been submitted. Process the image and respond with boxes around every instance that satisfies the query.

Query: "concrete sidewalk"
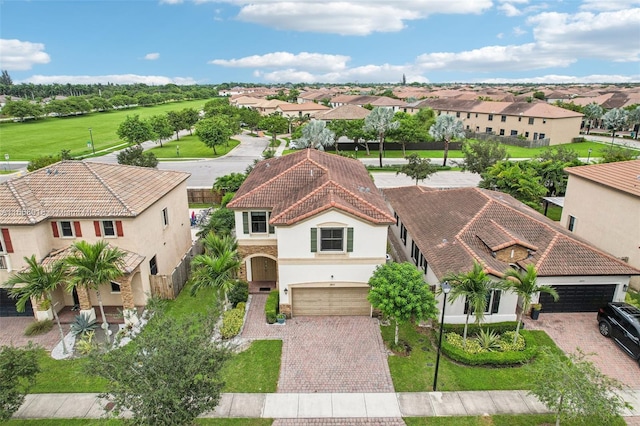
[13,390,640,420]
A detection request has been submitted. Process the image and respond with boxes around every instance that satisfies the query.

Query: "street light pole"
[88,128,95,154]
[355,145,358,159]
[587,148,592,164]
[433,280,451,392]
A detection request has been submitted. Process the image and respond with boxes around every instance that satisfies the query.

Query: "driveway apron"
[242,294,394,393]
[525,312,640,388]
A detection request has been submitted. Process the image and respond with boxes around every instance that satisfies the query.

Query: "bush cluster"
[265,290,279,324]
[24,319,53,336]
[442,330,536,366]
[228,281,249,308]
[220,305,245,339]
[443,321,519,335]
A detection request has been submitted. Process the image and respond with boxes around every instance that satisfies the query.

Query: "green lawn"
[29,284,281,394]
[148,134,240,158]
[545,205,563,222]
[0,99,210,160]
[7,420,273,425]
[404,414,625,426]
[383,323,563,392]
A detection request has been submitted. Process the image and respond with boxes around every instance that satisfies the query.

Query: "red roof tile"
[565,160,640,198]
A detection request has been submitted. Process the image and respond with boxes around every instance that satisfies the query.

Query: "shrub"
[475,328,501,352]
[220,307,244,339]
[228,281,249,307]
[75,331,97,355]
[24,319,53,336]
[442,330,538,366]
[70,313,97,337]
[220,192,235,208]
[265,290,279,324]
[443,321,519,335]
[571,137,586,143]
[236,302,246,311]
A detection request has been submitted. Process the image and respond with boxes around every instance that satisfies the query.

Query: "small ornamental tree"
[116,145,158,168]
[196,116,233,155]
[0,344,40,421]
[368,262,438,345]
[90,312,229,426]
[529,347,629,426]
[397,153,437,185]
[460,139,508,174]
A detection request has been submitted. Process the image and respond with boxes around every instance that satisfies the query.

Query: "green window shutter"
[347,227,354,252]
[242,212,249,234]
[310,228,317,252]
[268,212,275,234]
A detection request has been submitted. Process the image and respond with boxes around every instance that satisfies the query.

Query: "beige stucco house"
[561,160,640,289]
[227,149,394,317]
[0,161,192,323]
[409,99,583,145]
[384,186,640,323]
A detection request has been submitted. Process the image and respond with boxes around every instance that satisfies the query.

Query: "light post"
[433,280,451,392]
[355,145,358,159]
[587,148,592,164]
[4,153,8,171]
[88,128,95,154]
[176,145,180,157]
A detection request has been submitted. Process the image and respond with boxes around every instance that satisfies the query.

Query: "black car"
[597,302,640,364]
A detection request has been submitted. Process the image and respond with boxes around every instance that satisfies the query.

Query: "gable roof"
[227,149,394,226]
[276,103,331,112]
[415,98,583,119]
[314,104,371,120]
[384,186,640,279]
[565,160,640,198]
[0,161,190,225]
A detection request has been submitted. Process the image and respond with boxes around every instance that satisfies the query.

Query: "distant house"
[561,160,640,290]
[227,149,394,316]
[313,104,371,121]
[384,186,640,323]
[0,161,193,323]
[275,102,331,118]
[330,95,407,112]
[408,99,583,145]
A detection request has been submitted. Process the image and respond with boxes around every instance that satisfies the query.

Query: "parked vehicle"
[597,302,640,364]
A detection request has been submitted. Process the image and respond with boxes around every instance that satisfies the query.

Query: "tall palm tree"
[582,102,603,135]
[6,256,70,354]
[429,114,465,167]
[499,264,559,343]
[201,232,238,258]
[64,241,125,344]
[363,107,400,167]
[189,250,241,308]
[442,262,493,347]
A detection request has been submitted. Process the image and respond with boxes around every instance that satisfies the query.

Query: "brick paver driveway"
[525,313,640,388]
[242,294,394,393]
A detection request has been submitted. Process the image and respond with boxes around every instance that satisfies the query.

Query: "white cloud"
[580,0,640,11]
[19,74,197,85]
[0,39,51,71]
[512,26,526,36]
[499,3,523,16]
[169,0,493,35]
[144,52,160,60]
[497,33,504,39]
[159,0,183,4]
[478,74,640,83]
[210,51,350,72]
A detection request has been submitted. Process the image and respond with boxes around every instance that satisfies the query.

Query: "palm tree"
[582,102,603,135]
[363,107,400,167]
[442,262,493,347]
[189,250,241,308]
[602,108,629,144]
[291,119,336,151]
[499,264,559,343]
[201,232,238,257]
[64,241,125,344]
[429,114,465,167]
[6,256,70,354]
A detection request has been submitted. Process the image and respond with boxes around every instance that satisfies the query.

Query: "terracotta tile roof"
[415,99,583,119]
[383,186,640,279]
[314,104,371,120]
[39,245,145,275]
[277,103,331,112]
[565,160,640,198]
[227,149,395,226]
[0,161,189,225]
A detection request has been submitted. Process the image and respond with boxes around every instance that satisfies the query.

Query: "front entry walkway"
[242,294,394,393]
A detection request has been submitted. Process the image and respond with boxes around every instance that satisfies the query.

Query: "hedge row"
[221,302,246,339]
[265,290,279,324]
[441,330,538,366]
[443,321,521,336]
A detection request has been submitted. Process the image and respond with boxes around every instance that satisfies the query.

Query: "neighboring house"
[0,161,192,323]
[384,186,639,324]
[252,99,290,116]
[329,95,407,112]
[561,160,640,290]
[313,104,371,121]
[227,149,395,317]
[408,99,583,145]
[275,102,331,118]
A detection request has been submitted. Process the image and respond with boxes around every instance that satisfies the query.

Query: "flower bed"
[441,329,538,366]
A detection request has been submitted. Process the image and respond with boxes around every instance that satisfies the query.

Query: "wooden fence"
[187,187,221,205]
[148,241,204,299]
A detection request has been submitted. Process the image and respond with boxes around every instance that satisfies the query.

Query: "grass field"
[149,134,240,159]
[0,99,210,160]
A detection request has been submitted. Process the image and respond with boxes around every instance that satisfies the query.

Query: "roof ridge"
[5,180,39,224]
[270,180,332,223]
[488,219,538,251]
[535,233,559,270]
[455,190,492,239]
[332,182,396,223]
[83,162,136,215]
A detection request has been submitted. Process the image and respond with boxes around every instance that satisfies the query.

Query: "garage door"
[539,284,616,313]
[0,288,34,317]
[292,287,370,316]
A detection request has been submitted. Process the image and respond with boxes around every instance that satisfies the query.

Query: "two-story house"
[226,149,395,317]
[561,160,640,290]
[0,161,192,324]
[384,186,640,323]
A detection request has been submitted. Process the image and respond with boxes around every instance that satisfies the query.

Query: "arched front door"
[249,256,277,292]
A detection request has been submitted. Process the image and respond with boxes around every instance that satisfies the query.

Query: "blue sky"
[1,0,639,85]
